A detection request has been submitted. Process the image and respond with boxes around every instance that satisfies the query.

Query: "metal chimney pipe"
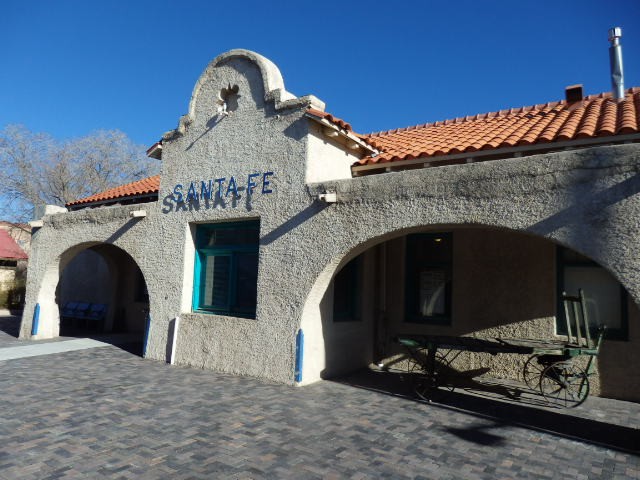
[608,27,625,102]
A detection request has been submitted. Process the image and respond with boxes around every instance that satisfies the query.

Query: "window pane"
[405,233,452,324]
[564,266,622,330]
[234,253,259,311]
[199,224,259,248]
[419,269,447,316]
[203,255,230,308]
[193,220,260,318]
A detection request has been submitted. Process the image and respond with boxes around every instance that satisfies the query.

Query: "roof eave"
[67,193,159,210]
[146,141,163,160]
[352,133,640,174]
[305,112,379,156]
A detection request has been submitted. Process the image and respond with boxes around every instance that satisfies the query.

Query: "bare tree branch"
[0,125,159,222]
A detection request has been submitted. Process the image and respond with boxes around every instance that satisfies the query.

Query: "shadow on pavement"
[331,367,640,454]
[0,314,143,356]
[0,314,21,338]
[62,329,144,356]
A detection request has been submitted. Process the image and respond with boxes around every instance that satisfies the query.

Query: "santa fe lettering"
[172,171,274,203]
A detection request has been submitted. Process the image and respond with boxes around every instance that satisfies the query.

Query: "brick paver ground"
[0,314,638,479]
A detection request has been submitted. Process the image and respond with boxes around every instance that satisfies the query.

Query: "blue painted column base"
[31,303,40,336]
[142,313,151,357]
[295,329,304,383]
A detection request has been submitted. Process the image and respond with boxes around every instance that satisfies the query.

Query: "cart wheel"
[407,359,434,401]
[539,361,589,408]
[407,353,453,402]
[434,352,456,394]
[522,354,546,389]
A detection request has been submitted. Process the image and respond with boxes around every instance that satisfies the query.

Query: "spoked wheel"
[407,352,454,402]
[539,361,589,408]
[407,359,435,401]
[434,352,456,394]
[522,354,546,390]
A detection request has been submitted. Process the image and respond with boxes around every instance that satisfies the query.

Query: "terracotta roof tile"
[67,175,160,207]
[74,88,640,207]
[0,229,27,260]
[306,108,353,131]
[356,87,640,166]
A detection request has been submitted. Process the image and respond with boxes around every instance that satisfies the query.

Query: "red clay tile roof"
[356,87,640,166]
[73,88,640,207]
[66,175,160,207]
[306,108,353,132]
[0,229,27,260]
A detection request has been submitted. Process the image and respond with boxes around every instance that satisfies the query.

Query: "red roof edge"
[66,175,161,207]
[0,229,27,260]
[306,108,353,132]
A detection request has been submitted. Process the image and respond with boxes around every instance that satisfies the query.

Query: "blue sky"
[2,0,639,147]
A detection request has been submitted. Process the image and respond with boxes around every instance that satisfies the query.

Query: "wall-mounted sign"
[172,171,274,203]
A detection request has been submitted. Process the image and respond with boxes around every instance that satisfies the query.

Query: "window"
[333,255,362,322]
[193,221,260,319]
[405,233,452,324]
[0,259,18,268]
[557,247,628,340]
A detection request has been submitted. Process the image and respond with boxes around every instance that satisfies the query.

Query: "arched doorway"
[299,225,639,402]
[56,243,149,355]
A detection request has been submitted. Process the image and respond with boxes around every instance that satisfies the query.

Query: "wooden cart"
[397,290,606,408]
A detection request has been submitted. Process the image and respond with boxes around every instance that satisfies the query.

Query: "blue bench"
[61,302,108,332]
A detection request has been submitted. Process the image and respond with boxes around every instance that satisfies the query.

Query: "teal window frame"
[404,232,452,325]
[556,246,628,341]
[333,255,362,322]
[192,220,260,319]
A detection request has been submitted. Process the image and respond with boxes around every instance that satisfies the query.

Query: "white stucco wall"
[305,122,361,183]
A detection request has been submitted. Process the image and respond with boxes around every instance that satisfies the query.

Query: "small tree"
[0,125,159,221]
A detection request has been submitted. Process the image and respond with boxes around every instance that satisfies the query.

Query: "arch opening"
[53,243,150,355]
[299,225,640,403]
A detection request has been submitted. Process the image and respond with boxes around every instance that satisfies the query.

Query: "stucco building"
[21,50,640,401]
[0,223,29,309]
